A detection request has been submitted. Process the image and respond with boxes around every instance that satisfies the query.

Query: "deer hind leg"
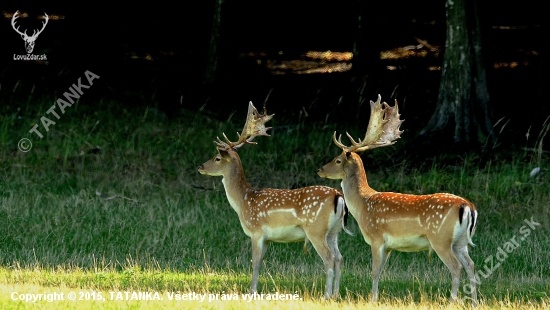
[370,243,390,302]
[303,237,310,255]
[453,244,477,306]
[250,236,269,294]
[430,242,462,302]
[328,195,346,297]
[326,231,343,298]
[307,232,336,299]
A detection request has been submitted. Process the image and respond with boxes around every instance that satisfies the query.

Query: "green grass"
[0,100,549,309]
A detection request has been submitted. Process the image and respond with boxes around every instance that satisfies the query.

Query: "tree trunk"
[418,0,492,150]
[204,0,223,86]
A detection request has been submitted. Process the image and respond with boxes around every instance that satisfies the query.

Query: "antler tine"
[345,132,362,148]
[332,132,349,151]
[232,135,258,150]
[356,99,404,152]
[215,135,230,149]
[215,101,274,150]
[215,132,257,149]
[34,12,49,37]
[11,11,26,36]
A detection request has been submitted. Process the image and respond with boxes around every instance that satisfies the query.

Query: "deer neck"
[221,160,254,215]
[341,154,377,217]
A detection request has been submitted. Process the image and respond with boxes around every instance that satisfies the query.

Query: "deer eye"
[215,157,221,162]
[335,159,342,164]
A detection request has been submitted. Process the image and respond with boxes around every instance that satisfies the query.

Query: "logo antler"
[11,11,49,54]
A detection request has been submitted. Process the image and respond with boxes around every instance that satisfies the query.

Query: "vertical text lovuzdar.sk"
[462,216,541,296]
[29,70,100,139]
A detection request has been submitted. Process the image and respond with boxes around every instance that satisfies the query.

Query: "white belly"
[264,226,306,243]
[384,234,431,252]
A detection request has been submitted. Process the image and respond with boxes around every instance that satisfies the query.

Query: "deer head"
[11,11,49,54]
[318,95,404,180]
[199,101,274,177]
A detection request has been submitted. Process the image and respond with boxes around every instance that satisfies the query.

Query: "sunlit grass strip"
[1,266,548,308]
[1,282,549,309]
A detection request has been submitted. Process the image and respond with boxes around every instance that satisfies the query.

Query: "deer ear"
[218,149,231,159]
[345,151,351,159]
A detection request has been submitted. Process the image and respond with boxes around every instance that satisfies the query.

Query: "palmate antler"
[215,102,274,150]
[333,95,404,153]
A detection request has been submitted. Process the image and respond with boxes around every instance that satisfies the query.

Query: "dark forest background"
[0,0,548,155]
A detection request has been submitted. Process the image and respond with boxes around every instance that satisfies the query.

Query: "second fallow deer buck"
[198,102,351,299]
[317,95,478,305]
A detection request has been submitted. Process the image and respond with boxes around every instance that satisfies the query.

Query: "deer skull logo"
[11,11,49,54]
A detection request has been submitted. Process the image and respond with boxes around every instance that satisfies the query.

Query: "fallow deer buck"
[198,102,351,299]
[317,95,478,305]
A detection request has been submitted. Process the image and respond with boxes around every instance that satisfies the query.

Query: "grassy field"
[0,100,548,309]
